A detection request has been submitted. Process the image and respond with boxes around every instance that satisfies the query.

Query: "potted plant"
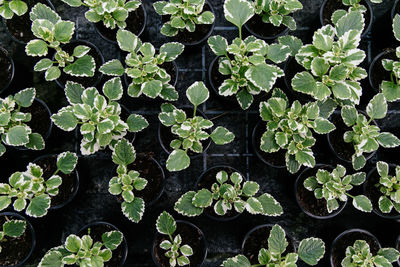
[38,223,127,266]
[51,79,148,155]
[60,0,147,44]
[25,3,104,88]
[0,212,35,266]
[245,0,303,40]
[158,81,235,172]
[152,211,207,267]
[153,0,215,46]
[0,46,14,94]
[223,224,325,266]
[0,151,78,217]
[328,94,400,170]
[207,0,292,110]
[100,29,184,101]
[174,168,283,220]
[364,161,400,219]
[253,88,336,174]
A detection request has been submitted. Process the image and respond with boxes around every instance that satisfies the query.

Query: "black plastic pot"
[244,15,290,41]
[0,212,36,267]
[0,46,14,95]
[2,0,55,45]
[392,0,400,20]
[241,224,296,265]
[32,154,80,210]
[77,221,128,267]
[152,220,207,267]
[364,164,400,219]
[319,0,373,39]
[195,165,246,222]
[54,39,104,89]
[158,107,212,159]
[369,49,396,92]
[295,164,347,219]
[251,121,286,169]
[330,228,381,267]
[94,4,147,44]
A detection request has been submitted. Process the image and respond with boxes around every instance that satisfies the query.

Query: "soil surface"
[0,48,12,91]
[22,99,51,139]
[245,14,288,39]
[370,49,397,91]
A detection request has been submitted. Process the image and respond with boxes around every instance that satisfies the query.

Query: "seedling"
[156,211,193,267]
[341,93,400,170]
[0,152,78,217]
[223,224,325,266]
[26,3,96,81]
[100,29,184,101]
[0,0,28,19]
[333,0,383,18]
[374,161,400,214]
[109,138,147,223]
[61,0,142,30]
[259,88,336,174]
[0,219,26,253]
[342,240,400,267]
[0,88,45,156]
[303,165,372,213]
[158,81,235,172]
[174,170,283,217]
[38,230,123,267]
[153,0,215,37]
[51,79,148,155]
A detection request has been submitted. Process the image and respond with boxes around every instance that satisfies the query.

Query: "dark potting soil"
[80,224,125,267]
[242,225,295,265]
[328,113,355,162]
[4,0,50,43]
[22,99,51,139]
[245,14,287,39]
[331,231,380,267]
[57,42,103,88]
[34,155,77,208]
[0,215,32,266]
[153,222,206,267]
[127,153,163,204]
[284,58,315,104]
[0,49,12,90]
[197,166,241,219]
[96,6,145,42]
[370,49,397,91]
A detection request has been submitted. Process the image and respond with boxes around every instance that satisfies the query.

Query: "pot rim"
[0,46,15,95]
[368,48,396,93]
[244,16,290,41]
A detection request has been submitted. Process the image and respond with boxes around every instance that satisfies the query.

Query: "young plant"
[223,224,325,267]
[60,0,142,29]
[51,79,148,155]
[158,81,235,172]
[208,0,293,109]
[38,230,123,267]
[0,88,45,156]
[109,138,147,223]
[341,240,400,267]
[100,29,184,101]
[259,88,336,174]
[153,0,215,37]
[0,0,28,19]
[0,219,26,253]
[341,93,400,170]
[293,11,367,106]
[333,0,382,18]
[0,152,78,217]
[156,211,193,267]
[25,3,95,81]
[252,0,303,30]
[303,165,372,213]
[174,170,283,217]
[374,161,400,214]
[380,14,400,101]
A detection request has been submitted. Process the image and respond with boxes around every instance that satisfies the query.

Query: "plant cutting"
[174,170,283,218]
[51,79,148,155]
[0,87,45,156]
[341,240,400,266]
[100,29,184,101]
[25,3,96,81]
[38,229,123,266]
[0,0,28,19]
[224,224,325,266]
[0,218,26,253]
[258,88,336,174]
[158,81,235,172]
[339,93,400,170]
[303,164,372,213]
[0,151,78,217]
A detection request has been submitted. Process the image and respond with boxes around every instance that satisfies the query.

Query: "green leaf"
[393,14,400,42]
[160,42,184,62]
[246,64,283,92]
[64,82,84,105]
[26,40,48,57]
[64,55,95,77]
[112,138,136,166]
[26,194,51,217]
[223,255,251,267]
[268,224,288,255]
[353,195,372,212]
[117,29,138,52]
[5,125,30,146]
[267,44,291,64]
[65,234,82,253]
[313,118,335,134]
[335,10,364,37]
[193,189,213,208]
[295,150,315,168]
[174,191,203,217]
[45,66,61,81]
[210,126,235,145]
[278,35,303,56]
[366,93,387,120]
[34,58,53,72]
[99,60,125,76]
[242,181,259,197]
[292,71,317,95]
[103,77,123,101]
[352,154,366,171]
[378,196,393,213]
[56,151,78,174]
[377,132,400,148]
[121,197,144,223]
[381,81,400,102]
[341,105,358,126]
[30,3,60,24]
[3,220,26,237]
[156,211,176,235]
[223,0,254,28]
[166,149,190,172]
[378,248,400,263]
[142,80,163,98]
[208,35,228,56]
[186,81,209,106]
[298,238,325,266]
[236,89,253,110]
[126,114,149,133]
[160,22,179,36]
[9,0,28,16]
[257,193,283,216]
[38,250,63,267]
[14,87,36,107]
[54,21,74,43]
[51,110,78,131]
[102,230,123,250]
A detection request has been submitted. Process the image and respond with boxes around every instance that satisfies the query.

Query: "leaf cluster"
[0,219,26,253]
[374,161,400,214]
[0,0,28,19]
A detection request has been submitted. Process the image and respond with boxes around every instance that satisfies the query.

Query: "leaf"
[9,0,28,16]
[313,118,335,134]
[311,57,329,77]
[352,154,366,171]
[34,58,53,71]
[14,87,36,107]
[223,0,254,28]
[245,64,283,92]
[267,44,291,64]
[298,238,325,266]
[121,197,145,223]
[393,14,400,42]
[295,150,315,168]
[64,55,95,77]
[291,71,317,96]
[353,195,372,212]
[381,81,400,102]
[208,35,228,56]
[51,110,78,131]
[54,21,75,43]
[102,230,123,250]
[278,35,303,56]
[166,149,190,172]
[112,138,136,166]
[174,191,203,217]
[222,255,251,267]
[5,125,30,146]
[366,93,387,119]
[3,220,26,237]
[156,211,176,235]
[26,194,51,217]
[99,60,125,76]
[257,193,283,216]
[64,82,84,104]
[160,42,184,61]
[142,80,163,98]
[341,105,358,126]
[25,40,48,57]
[103,77,123,101]
[335,10,364,37]
[56,151,78,174]
[30,3,60,24]
[186,81,209,106]
[268,224,288,255]
[117,29,138,52]
[242,181,259,197]
[126,114,149,132]
[193,189,213,208]
[378,248,400,263]
[65,234,82,253]
[210,126,235,145]
[378,196,393,213]
[236,89,253,110]
[377,132,400,148]
[45,66,61,81]
[0,196,11,211]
